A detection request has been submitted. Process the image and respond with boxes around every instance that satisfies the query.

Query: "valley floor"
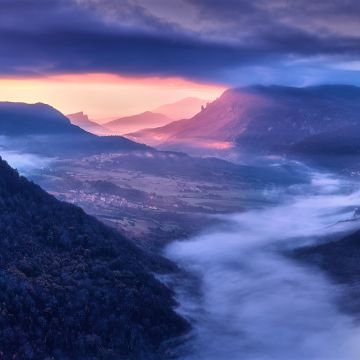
[31,155,275,247]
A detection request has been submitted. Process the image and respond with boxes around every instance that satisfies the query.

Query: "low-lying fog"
[0,136,53,175]
[0,150,53,174]
[166,172,360,360]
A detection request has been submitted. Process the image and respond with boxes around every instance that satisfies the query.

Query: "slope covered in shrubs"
[0,158,188,359]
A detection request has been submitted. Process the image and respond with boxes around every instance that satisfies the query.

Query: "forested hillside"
[0,158,188,359]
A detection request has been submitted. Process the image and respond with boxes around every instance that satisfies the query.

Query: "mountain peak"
[66,111,110,135]
[128,84,360,155]
[0,101,76,135]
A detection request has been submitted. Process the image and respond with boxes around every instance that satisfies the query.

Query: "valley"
[1,86,360,359]
[29,153,301,247]
[3,1,360,358]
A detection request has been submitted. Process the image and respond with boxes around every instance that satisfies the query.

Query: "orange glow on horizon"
[0,73,226,121]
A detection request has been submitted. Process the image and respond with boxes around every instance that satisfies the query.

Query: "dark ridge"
[0,102,150,155]
[0,102,84,135]
[294,230,360,315]
[0,157,188,359]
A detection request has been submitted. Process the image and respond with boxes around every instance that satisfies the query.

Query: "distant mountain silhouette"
[0,102,85,136]
[0,102,149,156]
[67,111,109,135]
[128,85,360,156]
[104,111,172,135]
[153,97,208,120]
[0,157,188,359]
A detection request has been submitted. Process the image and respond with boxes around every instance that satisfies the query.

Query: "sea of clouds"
[166,172,360,360]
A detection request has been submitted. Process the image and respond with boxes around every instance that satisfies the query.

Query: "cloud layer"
[1,0,360,85]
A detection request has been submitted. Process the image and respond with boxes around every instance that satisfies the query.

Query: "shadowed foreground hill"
[0,158,188,359]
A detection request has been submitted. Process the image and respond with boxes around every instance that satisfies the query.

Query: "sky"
[0,74,223,120]
[1,0,360,118]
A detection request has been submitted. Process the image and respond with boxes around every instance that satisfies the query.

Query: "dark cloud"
[0,0,360,84]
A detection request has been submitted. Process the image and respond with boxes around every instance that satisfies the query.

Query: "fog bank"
[166,173,360,360]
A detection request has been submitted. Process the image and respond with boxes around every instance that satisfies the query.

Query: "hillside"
[0,157,188,359]
[295,228,360,315]
[0,102,85,136]
[292,124,360,156]
[128,85,360,155]
[0,102,149,156]
[67,112,109,135]
[153,97,207,120]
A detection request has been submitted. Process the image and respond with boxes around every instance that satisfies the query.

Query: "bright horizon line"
[0,73,226,121]
[1,73,357,123]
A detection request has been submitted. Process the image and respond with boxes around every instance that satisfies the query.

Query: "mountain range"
[1,101,297,184]
[127,85,360,159]
[0,102,148,156]
[66,98,207,137]
[3,85,360,170]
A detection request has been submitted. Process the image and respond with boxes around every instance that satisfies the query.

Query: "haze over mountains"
[67,111,109,135]
[104,111,172,135]
[3,85,360,169]
[128,85,360,160]
[0,100,283,180]
[66,97,207,136]
[3,85,360,175]
[0,99,301,183]
[152,97,208,120]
